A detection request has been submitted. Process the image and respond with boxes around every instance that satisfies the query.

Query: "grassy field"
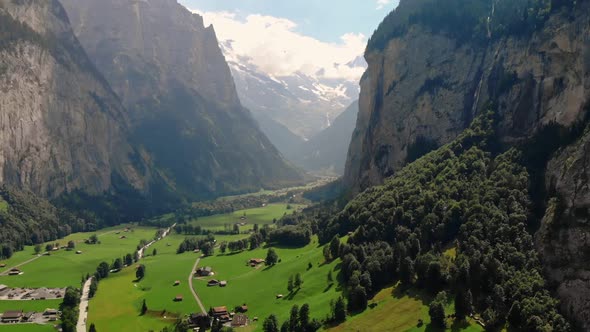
[188,204,306,232]
[0,324,57,332]
[86,234,206,331]
[0,299,61,313]
[0,226,158,288]
[194,236,342,331]
[329,285,483,332]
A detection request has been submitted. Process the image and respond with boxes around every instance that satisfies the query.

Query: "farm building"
[0,264,6,267]
[23,312,34,322]
[174,295,183,302]
[0,284,8,292]
[207,279,220,287]
[231,314,248,327]
[43,309,59,316]
[196,267,213,276]
[211,306,230,322]
[76,251,82,254]
[219,281,227,287]
[8,268,21,276]
[174,280,180,286]
[1,310,23,323]
[249,258,265,266]
[236,305,248,313]
[276,294,283,299]
[211,306,228,317]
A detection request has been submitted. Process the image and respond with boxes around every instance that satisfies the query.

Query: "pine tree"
[263,314,279,332]
[299,304,310,330]
[141,299,148,315]
[333,296,346,322]
[294,273,303,289]
[287,275,294,293]
[89,323,97,332]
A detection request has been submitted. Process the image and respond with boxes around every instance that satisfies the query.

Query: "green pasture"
[330,285,484,332]
[86,234,200,331]
[0,324,56,332]
[0,226,158,288]
[189,204,306,232]
[194,236,342,331]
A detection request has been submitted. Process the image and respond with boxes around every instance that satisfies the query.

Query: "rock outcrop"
[344,1,590,191]
[61,0,303,200]
[540,129,590,331]
[0,0,149,198]
[343,1,590,328]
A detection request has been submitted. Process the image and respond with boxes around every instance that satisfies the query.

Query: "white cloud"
[190,9,367,82]
[376,0,392,10]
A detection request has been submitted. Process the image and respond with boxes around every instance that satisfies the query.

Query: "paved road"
[188,257,206,314]
[77,277,92,332]
[0,255,42,276]
[136,223,176,260]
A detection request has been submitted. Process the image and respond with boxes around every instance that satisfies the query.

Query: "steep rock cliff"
[345,1,590,191]
[61,0,303,200]
[344,0,590,328]
[0,0,149,198]
[539,127,590,330]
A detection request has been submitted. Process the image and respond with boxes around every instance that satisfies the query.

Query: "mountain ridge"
[61,0,304,201]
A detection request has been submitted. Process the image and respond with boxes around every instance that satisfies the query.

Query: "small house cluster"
[195,267,213,277]
[206,279,227,287]
[187,304,251,329]
[0,308,59,324]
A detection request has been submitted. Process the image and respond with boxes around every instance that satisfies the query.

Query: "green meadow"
[0,324,56,332]
[194,236,342,331]
[86,234,202,331]
[0,226,157,288]
[330,285,484,332]
[0,299,61,313]
[189,204,306,232]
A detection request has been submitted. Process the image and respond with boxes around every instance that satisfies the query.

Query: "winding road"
[77,277,92,332]
[188,257,206,314]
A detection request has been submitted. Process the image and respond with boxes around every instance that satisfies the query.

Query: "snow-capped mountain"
[220,40,365,140]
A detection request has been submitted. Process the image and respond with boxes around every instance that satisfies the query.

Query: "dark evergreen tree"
[266,248,279,266]
[141,299,148,315]
[263,314,279,332]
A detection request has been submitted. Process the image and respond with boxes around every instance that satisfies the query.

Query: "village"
[0,202,344,332]
[181,257,267,329]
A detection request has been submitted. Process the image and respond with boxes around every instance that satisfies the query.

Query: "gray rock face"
[0,0,148,198]
[540,132,590,331]
[344,3,590,327]
[61,0,303,199]
[344,4,590,191]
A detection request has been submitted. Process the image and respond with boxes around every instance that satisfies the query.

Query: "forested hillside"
[0,187,91,259]
[317,111,570,330]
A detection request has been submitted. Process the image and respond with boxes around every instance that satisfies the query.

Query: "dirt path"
[0,255,42,276]
[188,257,206,314]
[77,277,92,332]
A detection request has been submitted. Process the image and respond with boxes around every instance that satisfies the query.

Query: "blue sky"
[179,0,400,43]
